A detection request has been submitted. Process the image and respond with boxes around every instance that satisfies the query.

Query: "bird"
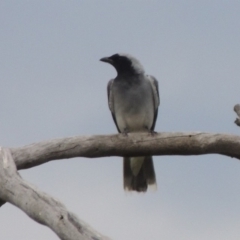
[100,53,160,192]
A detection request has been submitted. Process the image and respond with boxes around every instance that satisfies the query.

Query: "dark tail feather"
[123,156,156,192]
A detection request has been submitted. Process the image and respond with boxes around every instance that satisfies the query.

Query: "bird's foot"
[149,130,158,136]
[144,126,157,136]
[121,129,129,137]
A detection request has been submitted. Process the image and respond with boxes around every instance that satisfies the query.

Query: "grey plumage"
[100,53,160,192]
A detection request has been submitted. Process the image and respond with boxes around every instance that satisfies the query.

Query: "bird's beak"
[100,57,113,64]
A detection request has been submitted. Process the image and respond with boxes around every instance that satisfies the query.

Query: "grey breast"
[112,75,155,133]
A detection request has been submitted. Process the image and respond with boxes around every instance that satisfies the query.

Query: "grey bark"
[10,132,240,171]
[0,148,111,240]
[1,132,240,240]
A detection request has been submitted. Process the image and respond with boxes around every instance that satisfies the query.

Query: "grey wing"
[146,75,160,131]
[107,79,121,133]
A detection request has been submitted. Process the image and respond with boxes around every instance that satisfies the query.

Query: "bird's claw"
[121,129,129,137]
[150,130,157,136]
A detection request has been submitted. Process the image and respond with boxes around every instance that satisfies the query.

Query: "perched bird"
[100,53,160,192]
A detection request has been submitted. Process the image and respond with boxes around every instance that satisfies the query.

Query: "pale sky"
[1,1,240,240]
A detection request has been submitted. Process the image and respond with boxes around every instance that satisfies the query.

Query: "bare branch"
[0,148,111,240]
[10,132,240,170]
[234,104,240,127]
[2,131,240,239]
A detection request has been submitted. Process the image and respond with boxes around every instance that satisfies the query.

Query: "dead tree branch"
[0,148,111,240]
[234,104,240,127]
[9,132,240,170]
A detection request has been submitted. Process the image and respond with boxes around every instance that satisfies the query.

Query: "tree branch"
[0,148,111,240]
[234,104,240,127]
[2,131,240,239]
[9,132,240,170]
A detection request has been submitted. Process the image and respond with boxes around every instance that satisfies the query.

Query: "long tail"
[123,156,156,192]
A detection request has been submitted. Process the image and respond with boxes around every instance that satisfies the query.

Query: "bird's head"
[100,53,145,76]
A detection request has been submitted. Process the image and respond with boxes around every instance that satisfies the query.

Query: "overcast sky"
[1,1,240,240]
